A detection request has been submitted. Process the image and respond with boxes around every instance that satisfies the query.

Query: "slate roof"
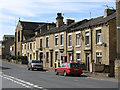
[27,12,116,42]
[3,35,15,38]
[73,12,116,31]
[20,20,47,30]
[23,36,36,43]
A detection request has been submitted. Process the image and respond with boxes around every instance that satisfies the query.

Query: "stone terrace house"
[21,9,117,76]
[67,9,116,76]
[22,13,90,68]
[15,20,55,56]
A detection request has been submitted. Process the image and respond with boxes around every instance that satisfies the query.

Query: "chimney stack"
[66,19,75,25]
[104,9,116,16]
[56,13,64,27]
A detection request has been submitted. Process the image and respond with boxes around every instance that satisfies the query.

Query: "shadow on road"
[0,66,11,70]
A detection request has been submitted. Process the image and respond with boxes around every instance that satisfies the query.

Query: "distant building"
[2,35,14,59]
[15,20,55,56]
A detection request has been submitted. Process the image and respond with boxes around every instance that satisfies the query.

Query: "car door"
[61,63,66,73]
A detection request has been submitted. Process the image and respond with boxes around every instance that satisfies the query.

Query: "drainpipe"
[66,30,68,62]
[89,25,93,62]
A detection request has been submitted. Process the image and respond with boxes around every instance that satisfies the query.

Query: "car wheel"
[63,71,67,76]
[56,70,58,75]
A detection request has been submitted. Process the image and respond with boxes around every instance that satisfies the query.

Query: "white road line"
[2,74,45,89]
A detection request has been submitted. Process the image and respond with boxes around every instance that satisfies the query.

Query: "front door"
[50,52,53,67]
[40,52,43,63]
[86,53,89,71]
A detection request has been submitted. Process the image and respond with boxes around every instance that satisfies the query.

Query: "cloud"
[0,0,115,40]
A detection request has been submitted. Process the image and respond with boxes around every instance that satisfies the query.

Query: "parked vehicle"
[27,60,43,71]
[55,62,83,76]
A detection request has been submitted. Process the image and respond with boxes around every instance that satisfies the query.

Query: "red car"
[55,62,83,76]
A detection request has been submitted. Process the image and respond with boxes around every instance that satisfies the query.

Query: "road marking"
[1,74,45,89]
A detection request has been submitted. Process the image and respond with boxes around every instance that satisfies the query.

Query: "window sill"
[75,45,81,48]
[55,45,59,47]
[85,44,90,47]
[60,45,64,47]
[96,43,102,46]
[68,46,72,48]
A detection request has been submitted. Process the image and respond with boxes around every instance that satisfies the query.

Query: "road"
[0,59,119,90]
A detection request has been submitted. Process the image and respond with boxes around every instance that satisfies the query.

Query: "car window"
[32,60,40,63]
[70,63,80,67]
[67,63,70,67]
[63,63,66,67]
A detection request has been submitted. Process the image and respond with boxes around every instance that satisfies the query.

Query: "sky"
[0,0,116,41]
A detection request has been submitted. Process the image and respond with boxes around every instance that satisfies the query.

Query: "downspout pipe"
[89,25,93,62]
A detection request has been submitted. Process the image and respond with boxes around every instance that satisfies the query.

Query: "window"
[30,54,32,60]
[85,32,89,45]
[55,35,58,45]
[46,52,49,63]
[30,43,32,50]
[76,33,80,46]
[18,31,20,42]
[25,44,26,49]
[96,30,102,44]
[46,37,49,48]
[60,34,63,45]
[76,53,80,61]
[69,35,72,46]
[40,39,42,48]
[27,43,29,50]
[96,52,102,64]
[33,43,35,49]
[55,52,58,60]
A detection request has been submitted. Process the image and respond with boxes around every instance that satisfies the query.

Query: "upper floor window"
[33,43,35,49]
[55,35,58,45]
[40,39,42,48]
[69,35,72,46]
[24,44,26,49]
[46,37,49,48]
[76,33,80,46]
[96,30,102,44]
[85,32,89,45]
[27,43,29,50]
[60,34,64,45]
[96,52,102,64]
[30,43,32,50]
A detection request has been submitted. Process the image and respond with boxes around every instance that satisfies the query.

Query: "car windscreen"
[70,63,80,67]
[32,60,41,63]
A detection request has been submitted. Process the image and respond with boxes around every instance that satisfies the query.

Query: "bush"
[15,56,18,60]
[11,56,16,60]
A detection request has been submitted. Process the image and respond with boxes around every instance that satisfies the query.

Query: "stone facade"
[21,9,117,76]
[2,36,14,59]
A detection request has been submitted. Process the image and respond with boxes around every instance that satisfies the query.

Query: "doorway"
[50,52,53,67]
[40,52,43,63]
[86,53,89,71]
